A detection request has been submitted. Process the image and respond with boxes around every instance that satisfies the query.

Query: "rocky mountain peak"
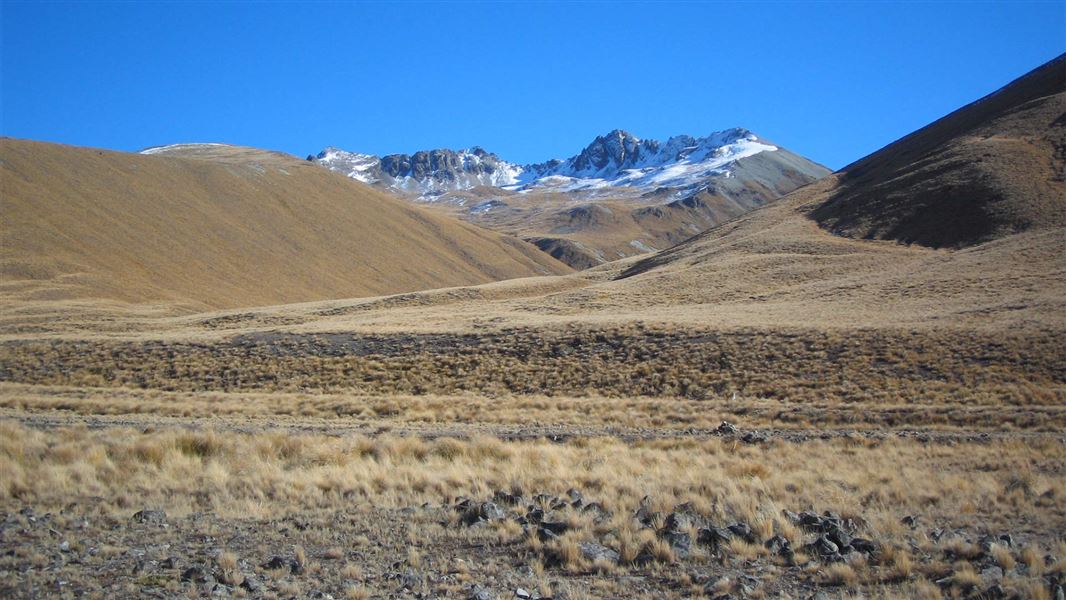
[569,129,646,174]
[309,127,824,200]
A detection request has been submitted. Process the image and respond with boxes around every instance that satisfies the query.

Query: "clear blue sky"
[2,1,1063,170]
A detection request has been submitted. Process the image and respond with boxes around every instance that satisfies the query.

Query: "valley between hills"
[0,56,1064,600]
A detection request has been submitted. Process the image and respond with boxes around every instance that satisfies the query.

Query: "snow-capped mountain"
[309,129,830,270]
[310,128,792,200]
[516,128,776,192]
[311,147,523,197]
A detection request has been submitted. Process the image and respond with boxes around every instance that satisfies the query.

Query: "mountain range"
[311,127,826,199]
[311,128,829,268]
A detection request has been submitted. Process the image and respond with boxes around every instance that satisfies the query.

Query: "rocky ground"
[1,417,1063,600]
[2,487,1062,600]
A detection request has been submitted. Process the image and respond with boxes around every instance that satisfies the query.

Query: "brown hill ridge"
[811,53,1066,247]
[592,56,1066,332]
[0,139,571,310]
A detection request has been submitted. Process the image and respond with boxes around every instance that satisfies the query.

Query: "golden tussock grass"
[2,421,1062,540]
[822,563,859,587]
[2,327,1061,406]
[3,417,1059,597]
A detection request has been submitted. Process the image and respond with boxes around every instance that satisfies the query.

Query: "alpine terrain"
[312,128,829,268]
[1,49,1064,600]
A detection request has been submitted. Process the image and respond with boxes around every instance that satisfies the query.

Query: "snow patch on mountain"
[315,148,381,184]
[140,143,228,155]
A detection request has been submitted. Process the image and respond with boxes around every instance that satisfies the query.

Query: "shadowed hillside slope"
[811,53,1066,247]
[0,139,570,310]
[599,56,1066,331]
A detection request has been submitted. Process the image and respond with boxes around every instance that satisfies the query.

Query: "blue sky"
[2,2,1063,170]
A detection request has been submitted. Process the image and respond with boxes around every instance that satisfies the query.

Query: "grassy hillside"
[810,53,1065,247]
[0,139,570,310]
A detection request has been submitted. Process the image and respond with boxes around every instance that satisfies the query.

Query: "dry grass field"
[1,421,1063,599]
[1,58,1064,599]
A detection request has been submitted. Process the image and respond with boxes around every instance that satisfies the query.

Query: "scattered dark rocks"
[578,541,619,564]
[662,511,694,533]
[764,534,794,562]
[180,565,214,584]
[979,533,1015,553]
[239,575,263,594]
[727,522,756,544]
[697,527,733,552]
[539,520,570,536]
[261,554,303,574]
[741,431,767,444]
[789,509,868,557]
[737,574,760,595]
[396,568,422,591]
[985,583,1009,598]
[632,544,658,567]
[796,511,824,531]
[460,501,507,526]
[703,575,732,596]
[469,585,495,600]
[717,421,739,435]
[493,490,523,506]
[981,565,1004,585]
[5,499,1028,600]
[804,535,842,562]
[662,531,691,559]
[525,507,545,524]
[456,492,908,590]
[581,501,610,521]
[131,509,167,524]
[634,496,660,529]
[536,519,570,542]
[825,524,851,551]
[849,537,878,554]
[479,502,506,521]
[535,526,559,543]
[549,497,569,511]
